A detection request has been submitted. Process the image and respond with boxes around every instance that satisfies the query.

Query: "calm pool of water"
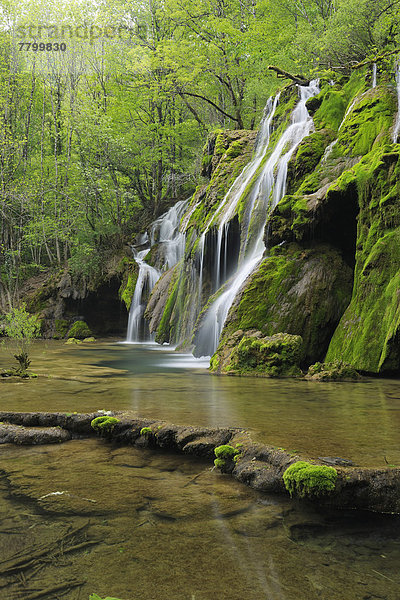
[0,439,399,600]
[1,340,400,599]
[1,340,400,467]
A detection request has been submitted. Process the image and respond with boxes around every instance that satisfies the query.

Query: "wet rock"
[306,361,361,381]
[318,457,354,467]
[211,331,303,377]
[0,423,71,445]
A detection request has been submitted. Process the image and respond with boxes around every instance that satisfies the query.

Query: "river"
[0,340,399,599]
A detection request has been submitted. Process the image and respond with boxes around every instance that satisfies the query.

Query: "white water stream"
[126,200,189,342]
[193,81,320,357]
[392,63,400,143]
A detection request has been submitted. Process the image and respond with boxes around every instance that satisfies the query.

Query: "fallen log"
[353,48,400,70]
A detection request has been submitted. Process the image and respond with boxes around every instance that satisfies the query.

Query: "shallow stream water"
[0,340,400,599]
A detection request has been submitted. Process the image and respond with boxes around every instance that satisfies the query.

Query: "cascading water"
[210,96,280,291]
[125,199,189,343]
[193,81,320,357]
[392,63,400,143]
[166,97,282,344]
[150,200,188,269]
[126,250,160,342]
[372,63,377,88]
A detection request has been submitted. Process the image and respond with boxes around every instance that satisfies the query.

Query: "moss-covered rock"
[216,244,353,365]
[283,461,338,499]
[91,416,120,435]
[66,320,92,339]
[118,257,139,311]
[53,319,69,339]
[306,360,361,381]
[211,330,303,377]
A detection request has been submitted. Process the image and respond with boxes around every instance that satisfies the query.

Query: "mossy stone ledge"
[0,411,399,514]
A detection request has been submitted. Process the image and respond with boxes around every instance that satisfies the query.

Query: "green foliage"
[67,321,92,339]
[283,461,338,499]
[91,416,120,434]
[3,304,41,372]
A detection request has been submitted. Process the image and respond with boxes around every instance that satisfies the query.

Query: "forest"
[1,0,400,307]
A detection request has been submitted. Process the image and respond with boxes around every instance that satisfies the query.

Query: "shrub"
[3,304,41,373]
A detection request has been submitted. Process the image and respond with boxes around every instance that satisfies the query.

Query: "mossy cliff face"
[213,70,400,375]
[216,243,353,365]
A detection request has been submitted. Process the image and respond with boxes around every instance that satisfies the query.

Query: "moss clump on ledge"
[283,461,338,498]
[140,426,153,436]
[66,320,92,339]
[213,445,241,470]
[306,360,361,381]
[91,416,120,434]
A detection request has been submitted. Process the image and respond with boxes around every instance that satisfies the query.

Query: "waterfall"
[193,81,320,357]
[126,250,160,342]
[125,199,189,343]
[372,63,377,88]
[149,200,187,269]
[393,63,400,143]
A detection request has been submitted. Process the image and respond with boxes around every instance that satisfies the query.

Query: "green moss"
[214,458,226,469]
[335,88,396,157]
[140,426,152,435]
[307,360,360,381]
[326,147,400,372]
[54,319,69,339]
[119,259,138,311]
[313,71,366,131]
[286,129,336,194]
[65,337,82,345]
[67,320,92,339]
[283,461,338,498]
[91,416,120,434]
[214,245,352,366]
[214,445,239,459]
[213,331,303,377]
